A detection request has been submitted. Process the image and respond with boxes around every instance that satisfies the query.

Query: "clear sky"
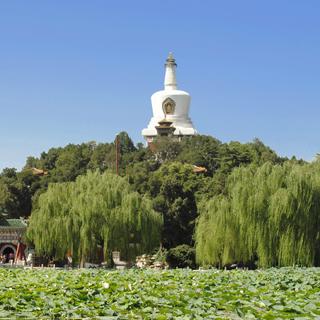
[0,1,319,170]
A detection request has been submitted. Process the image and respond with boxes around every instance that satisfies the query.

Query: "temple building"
[0,218,27,264]
[142,53,197,142]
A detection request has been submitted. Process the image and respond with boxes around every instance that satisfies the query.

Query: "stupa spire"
[164,52,177,90]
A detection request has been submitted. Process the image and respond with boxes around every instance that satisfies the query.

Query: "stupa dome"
[142,53,197,142]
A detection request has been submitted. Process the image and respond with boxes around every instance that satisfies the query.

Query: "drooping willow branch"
[195,162,320,267]
[27,171,163,264]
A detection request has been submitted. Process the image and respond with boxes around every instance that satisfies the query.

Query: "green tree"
[195,162,320,267]
[149,162,203,248]
[117,131,136,155]
[0,168,33,218]
[178,135,221,174]
[0,179,10,215]
[87,143,113,171]
[150,137,182,163]
[27,171,162,265]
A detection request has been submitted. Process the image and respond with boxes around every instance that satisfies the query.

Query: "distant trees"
[3,131,318,267]
[178,135,221,174]
[148,162,203,248]
[0,168,35,217]
[27,171,162,264]
[126,136,284,251]
[0,180,10,215]
[0,133,284,219]
[195,162,320,267]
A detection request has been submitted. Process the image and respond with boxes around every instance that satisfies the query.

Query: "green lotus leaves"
[0,267,319,318]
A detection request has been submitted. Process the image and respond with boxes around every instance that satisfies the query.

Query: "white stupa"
[142,53,197,142]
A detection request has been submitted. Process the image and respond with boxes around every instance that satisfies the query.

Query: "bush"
[167,245,196,269]
[153,247,168,264]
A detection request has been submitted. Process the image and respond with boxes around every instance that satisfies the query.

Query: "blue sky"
[0,1,319,170]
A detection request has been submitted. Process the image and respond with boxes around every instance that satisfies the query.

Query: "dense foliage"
[27,171,162,264]
[0,132,138,218]
[196,162,320,267]
[3,131,317,267]
[0,268,319,318]
[0,168,37,218]
[166,244,196,269]
[0,134,282,220]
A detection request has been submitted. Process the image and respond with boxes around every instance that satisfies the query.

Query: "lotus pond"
[0,267,319,319]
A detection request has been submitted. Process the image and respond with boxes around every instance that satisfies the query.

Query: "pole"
[115,134,120,175]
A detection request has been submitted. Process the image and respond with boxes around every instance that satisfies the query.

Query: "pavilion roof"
[0,219,27,229]
[193,165,208,173]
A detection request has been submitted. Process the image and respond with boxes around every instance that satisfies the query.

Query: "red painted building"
[0,219,27,264]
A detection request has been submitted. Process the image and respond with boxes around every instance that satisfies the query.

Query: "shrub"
[167,245,196,269]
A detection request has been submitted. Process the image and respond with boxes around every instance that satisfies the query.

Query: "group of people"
[0,252,33,266]
[0,252,15,264]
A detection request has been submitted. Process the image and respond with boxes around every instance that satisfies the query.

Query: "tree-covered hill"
[0,133,286,220]
[2,132,316,267]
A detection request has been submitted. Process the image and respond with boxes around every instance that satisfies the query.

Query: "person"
[8,252,14,265]
[26,253,33,266]
[67,255,72,269]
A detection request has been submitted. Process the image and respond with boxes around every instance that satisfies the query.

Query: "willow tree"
[195,162,320,267]
[27,171,162,264]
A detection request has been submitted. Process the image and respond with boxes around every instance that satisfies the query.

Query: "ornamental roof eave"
[0,218,27,228]
[0,226,26,230]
